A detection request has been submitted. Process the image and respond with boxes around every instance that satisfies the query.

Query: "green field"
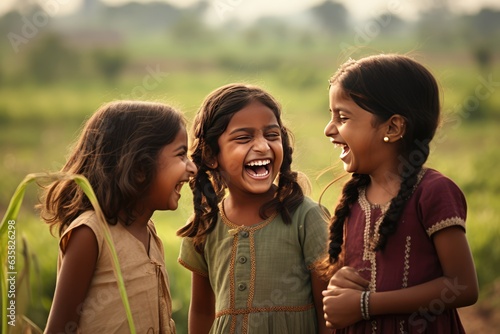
[1,7,500,329]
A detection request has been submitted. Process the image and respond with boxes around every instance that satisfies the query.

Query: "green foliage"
[26,34,81,83]
[91,48,128,84]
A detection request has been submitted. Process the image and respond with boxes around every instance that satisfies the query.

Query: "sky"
[1,0,499,22]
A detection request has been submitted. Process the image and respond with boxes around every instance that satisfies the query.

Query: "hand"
[322,287,363,329]
[328,266,369,291]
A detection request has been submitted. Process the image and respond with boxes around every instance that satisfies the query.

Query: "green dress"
[179,197,329,334]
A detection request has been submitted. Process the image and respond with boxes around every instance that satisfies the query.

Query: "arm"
[323,226,478,329]
[310,270,330,334]
[370,226,478,315]
[44,225,98,334]
[189,272,215,334]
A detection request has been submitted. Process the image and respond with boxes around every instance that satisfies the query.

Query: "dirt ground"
[459,279,500,332]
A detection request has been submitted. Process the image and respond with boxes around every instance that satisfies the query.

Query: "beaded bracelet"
[361,290,371,320]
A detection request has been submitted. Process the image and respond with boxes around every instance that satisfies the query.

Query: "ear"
[202,146,218,169]
[383,114,406,142]
[206,158,218,169]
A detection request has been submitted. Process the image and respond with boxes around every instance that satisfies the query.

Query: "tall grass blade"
[0,172,136,334]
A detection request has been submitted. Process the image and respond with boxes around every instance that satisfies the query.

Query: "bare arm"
[44,225,98,334]
[323,227,478,329]
[189,272,215,334]
[310,270,331,334]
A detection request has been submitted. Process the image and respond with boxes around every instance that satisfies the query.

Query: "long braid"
[374,168,419,251]
[328,173,370,264]
[177,143,222,252]
[375,140,430,251]
[261,126,303,223]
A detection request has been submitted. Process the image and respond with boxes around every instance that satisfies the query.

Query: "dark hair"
[40,100,186,235]
[176,83,303,252]
[326,54,440,266]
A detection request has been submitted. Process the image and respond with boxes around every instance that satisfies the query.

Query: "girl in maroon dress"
[321,54,479,333]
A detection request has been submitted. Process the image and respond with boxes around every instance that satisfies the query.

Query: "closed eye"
[265,132,281,140]
[332,111,348,124]
[234,136,251,143]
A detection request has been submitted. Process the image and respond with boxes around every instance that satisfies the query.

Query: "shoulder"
[294,196,330,219]
[297,196,328,213]
[413,168,467,234]
[292,196,330,224]
[60,211,102,254]
[418,168,464,195]
[414,168,466,208]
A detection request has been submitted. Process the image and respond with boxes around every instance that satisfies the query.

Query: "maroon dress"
[337,168,467,333]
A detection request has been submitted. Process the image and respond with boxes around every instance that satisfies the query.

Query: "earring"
[383,136,390,143]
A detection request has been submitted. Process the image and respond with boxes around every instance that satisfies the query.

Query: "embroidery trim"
[426,217,466,236]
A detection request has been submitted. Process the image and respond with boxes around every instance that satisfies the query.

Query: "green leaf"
[0,173,136,334]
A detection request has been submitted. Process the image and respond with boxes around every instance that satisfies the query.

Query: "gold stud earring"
[383,136,390,142]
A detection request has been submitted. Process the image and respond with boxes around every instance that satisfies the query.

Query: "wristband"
[361,290,371,320]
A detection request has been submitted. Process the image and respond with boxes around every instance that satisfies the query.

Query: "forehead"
[164,126,187,148]
[329,84,349,103]
[226,101,279,129]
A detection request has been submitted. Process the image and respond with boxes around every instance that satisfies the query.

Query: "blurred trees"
[1,0,499,86]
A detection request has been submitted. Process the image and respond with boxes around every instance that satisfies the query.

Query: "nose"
[187,159,198,176]
[324,119,338,138]
[253,135,270,152]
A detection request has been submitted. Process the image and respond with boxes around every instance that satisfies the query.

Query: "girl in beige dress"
[40,101,197,334]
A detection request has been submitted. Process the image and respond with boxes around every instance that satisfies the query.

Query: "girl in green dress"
[177,83,330,334]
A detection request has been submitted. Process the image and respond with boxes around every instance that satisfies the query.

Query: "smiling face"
[216,100,283,197]
[144,127,197,211]
[325,84,391,175]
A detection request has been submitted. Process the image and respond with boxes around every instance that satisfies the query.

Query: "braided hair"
[326,54,440,267]
[177,83,304,253]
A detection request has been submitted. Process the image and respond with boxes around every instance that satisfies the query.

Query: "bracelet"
[360,290,371,320]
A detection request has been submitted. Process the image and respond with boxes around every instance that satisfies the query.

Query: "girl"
[177,83,330,334]
[322,54,479,333]
[40,100,197,333]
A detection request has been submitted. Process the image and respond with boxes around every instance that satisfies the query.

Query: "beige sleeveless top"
[58,211,176,334]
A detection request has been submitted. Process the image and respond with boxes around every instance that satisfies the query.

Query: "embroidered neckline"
[218,200,277,232]
[357,167,428,293]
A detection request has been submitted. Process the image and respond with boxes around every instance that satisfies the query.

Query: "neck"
[366,167,402,205]
[223,187,277,226]
[119,209,153,228]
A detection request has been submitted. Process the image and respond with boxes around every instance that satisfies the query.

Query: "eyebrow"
[228,124,280,135]
[174,145,188,152]
[332,107,353,115]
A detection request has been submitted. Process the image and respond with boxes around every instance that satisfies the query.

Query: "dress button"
[240,230,249,238]
[238,283,247,291]
[238,256,247,264]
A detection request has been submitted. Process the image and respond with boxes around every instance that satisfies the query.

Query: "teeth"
[246,159,271,166]
[333,142,347,149]
[253,170,269,177]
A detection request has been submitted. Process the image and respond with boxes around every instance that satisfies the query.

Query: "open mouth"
[334,142,350,159]
[174,182,185,195]
[244,159,271,178]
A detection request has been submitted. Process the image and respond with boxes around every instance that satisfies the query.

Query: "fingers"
[328,266,369,290]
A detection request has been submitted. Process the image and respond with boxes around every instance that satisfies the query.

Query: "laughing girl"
[177,83,330,334]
